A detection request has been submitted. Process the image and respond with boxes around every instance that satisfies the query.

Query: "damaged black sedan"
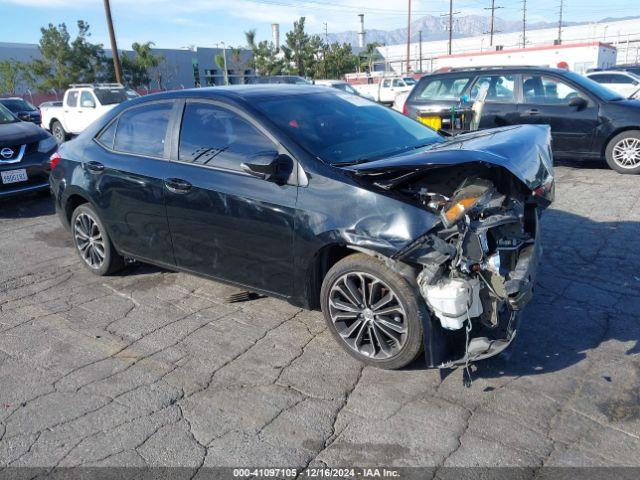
[50,86,554,372]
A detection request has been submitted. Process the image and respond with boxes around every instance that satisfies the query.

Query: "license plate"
[418,115,442,130]
[1,169,28,184]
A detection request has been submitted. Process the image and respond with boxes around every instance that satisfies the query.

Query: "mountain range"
[326,14,638,48]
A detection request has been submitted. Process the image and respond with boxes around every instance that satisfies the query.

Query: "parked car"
[352,76,414,104]
[40,83,138,143]
[50,85,554,371]
[250,75,312,85]
[404,66,640,174]
[0,97,41,124]
[314,79,374,100]
[0,103,57,198]
[585,70,640,99]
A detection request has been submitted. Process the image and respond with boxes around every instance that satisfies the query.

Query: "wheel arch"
[304,243,358,310]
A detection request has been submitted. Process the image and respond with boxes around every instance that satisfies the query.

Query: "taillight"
[49,152,61,170]
[402,102,408,116]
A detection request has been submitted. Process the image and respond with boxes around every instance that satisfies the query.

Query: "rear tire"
[51,120,67,144]
[605,130,640,174]
[320,253,425,370]
[71,204,124,276]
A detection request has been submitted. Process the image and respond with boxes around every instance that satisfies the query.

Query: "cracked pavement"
[1,161,639,471]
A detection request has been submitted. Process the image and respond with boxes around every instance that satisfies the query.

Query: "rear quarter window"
[413,76,473,101]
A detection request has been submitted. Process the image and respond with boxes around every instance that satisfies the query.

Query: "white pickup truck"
[41,83,138,142]
[352,76,415,105]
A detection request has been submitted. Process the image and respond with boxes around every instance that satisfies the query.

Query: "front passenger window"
[523,75,583,105]
[178,102,277,172]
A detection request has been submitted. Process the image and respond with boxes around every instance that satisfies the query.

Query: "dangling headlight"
[441,178,495,227]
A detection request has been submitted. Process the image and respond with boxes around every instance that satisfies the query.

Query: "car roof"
[122,85,332,106]
[428,66,570,76]
[0,97,23,101]
[587,70,633,75]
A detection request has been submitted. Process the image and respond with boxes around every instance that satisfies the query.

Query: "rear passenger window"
[416,77,472,101]
[469,75,516,102]
[114,102,173,157]
[66,91,78,107]
[178,102,276,172]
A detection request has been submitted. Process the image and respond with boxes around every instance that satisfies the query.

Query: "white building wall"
[380,17,640,73]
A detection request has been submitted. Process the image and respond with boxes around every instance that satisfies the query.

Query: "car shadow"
[448,207,640,381]
[0,192,54,218]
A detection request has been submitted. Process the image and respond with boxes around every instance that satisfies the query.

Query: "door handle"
[523,108,540,116]
[85,161,104,173]
[164,178,192,194]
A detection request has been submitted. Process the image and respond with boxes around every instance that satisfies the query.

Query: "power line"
[102,0,123,84]
[484,0,503,46]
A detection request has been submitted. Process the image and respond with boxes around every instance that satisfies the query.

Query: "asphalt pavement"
[0,160,639,473]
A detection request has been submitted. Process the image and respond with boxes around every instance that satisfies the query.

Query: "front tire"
[71,204,124,276]
[605,130,640,174]
[51,120,67,144]
[320,253,425,370]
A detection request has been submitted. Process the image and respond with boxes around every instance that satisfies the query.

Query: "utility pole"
[418,30,423,72]
[521,0,527,49]
[484,0,503,47]
[406,0,412,73]
[103,0,123,84]
[557,0,564,44]
[441,0,460,55]
[323,22,329,44]
[323,22,328,78]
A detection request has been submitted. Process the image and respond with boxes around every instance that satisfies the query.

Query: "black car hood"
[0,120,48,145]
[344,124,554,192]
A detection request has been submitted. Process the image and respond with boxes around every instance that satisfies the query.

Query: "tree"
[316,42,357,79]
[360,42,381,73]
[281,17,322,78]
[244,29,283,77]
[0,59,28,94]
[121,41,164,89]
[29,21,109,90]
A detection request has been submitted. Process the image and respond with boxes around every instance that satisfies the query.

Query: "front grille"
[0,144,27,163]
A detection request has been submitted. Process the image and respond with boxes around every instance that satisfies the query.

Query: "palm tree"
[360,42,380,73]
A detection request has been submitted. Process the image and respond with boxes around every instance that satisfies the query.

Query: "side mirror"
[81,99,96,108]
[568,96,588,110]
[241,152,293,185]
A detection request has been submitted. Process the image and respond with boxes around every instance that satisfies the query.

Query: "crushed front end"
[345,125,555,372]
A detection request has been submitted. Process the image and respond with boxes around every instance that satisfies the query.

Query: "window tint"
[470,74,516,102]
[178,102,276,171]
[392,79,404,87]
[588,74,610,83]
[415,77,472,101]
[114,102,172,157]
[80,91,95,107]
[382,80,391,88]
[522,75,583,105]
[66,91,78,107]
[96,120,118,149]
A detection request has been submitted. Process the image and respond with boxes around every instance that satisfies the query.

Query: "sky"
[0,0,637,50]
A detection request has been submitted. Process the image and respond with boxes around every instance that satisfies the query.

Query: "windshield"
[333,83,358,95]
[403,77,417,85]
[562,71,625,101]
[0,104,18,124]
[253,91,443,165]
[0,98,36,112]
[93,88,131,105]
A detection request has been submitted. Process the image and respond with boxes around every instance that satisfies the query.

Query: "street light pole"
[217,42,229,85]
[418,30,422,73]
[103,0,123,84]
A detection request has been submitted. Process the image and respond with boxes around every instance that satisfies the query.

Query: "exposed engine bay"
[367,164,549,372]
